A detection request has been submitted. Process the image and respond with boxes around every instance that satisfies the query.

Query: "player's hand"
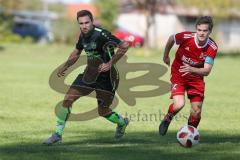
[163,56,170,66]
[179,62,192,76]
[98,62,112,73]
[57,66,68,77]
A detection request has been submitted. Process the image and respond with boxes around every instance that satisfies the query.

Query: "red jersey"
[171,31,218,81]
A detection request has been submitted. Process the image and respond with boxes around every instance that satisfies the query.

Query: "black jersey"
[75,26,121,84]
[76,26,122,63]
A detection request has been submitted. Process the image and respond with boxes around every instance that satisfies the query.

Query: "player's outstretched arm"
[57,49,82,77]
[163,35,175,66]
[98,41,129,72]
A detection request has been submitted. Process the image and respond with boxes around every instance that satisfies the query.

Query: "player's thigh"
[95,89,114,116]
[66,74,95,101]
[187,81,205,101]
[170,82,185,108]
[187,80,204,115]
[173,95,185,109]
[97,106,112,116]
[64,86,93,101]
[170,82,185,98]
[95,89,115,107]
[95,74,116,116]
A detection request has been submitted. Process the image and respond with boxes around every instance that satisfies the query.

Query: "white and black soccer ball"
[176,125,200,148]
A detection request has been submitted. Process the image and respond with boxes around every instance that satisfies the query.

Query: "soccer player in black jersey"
[43,10,129,145]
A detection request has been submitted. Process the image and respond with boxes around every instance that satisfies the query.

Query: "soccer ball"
[176,125,200,148]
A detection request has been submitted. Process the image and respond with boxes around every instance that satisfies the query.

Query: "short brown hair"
[195,16,213,32]
[77,10,93,21]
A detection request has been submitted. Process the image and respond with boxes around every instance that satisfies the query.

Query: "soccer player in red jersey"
[159,16,218,135]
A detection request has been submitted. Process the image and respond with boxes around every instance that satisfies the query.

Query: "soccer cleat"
[159,119,171,136]
[43,133,62,145]
[115,118,129,140]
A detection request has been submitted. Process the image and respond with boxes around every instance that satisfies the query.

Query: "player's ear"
[208,25,212,34]
[208,28,212,34]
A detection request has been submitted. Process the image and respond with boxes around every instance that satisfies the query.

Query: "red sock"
[165,103,178,121]
[188,115,201,128]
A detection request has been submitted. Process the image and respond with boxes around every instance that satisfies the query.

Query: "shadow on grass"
[0,130,239,160]
[0,45,5,52]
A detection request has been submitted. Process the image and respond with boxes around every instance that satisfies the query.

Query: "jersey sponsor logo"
[182,55,197,65]
[85,51,100,59]
[181,55,203,67]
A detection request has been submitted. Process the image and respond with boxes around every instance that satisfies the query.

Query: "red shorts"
[170,79,205,102]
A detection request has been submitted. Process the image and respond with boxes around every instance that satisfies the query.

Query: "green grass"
[0,43,240,160]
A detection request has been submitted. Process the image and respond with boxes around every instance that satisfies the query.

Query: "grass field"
[0,43,240,160]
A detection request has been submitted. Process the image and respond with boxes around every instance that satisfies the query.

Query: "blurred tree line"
[94,0,118,31]
[0,0,66,43]
[0,0,119,44]
[1,0,240,45]
[176,0,240,18]
[125,0,240,48]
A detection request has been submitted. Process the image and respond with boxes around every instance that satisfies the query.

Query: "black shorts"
[70,68,119,107]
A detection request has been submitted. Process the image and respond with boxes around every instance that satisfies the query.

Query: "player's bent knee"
[174,102,185,110]
[63,99,74,108]
[98,107,112,117]
[191,106,202,117]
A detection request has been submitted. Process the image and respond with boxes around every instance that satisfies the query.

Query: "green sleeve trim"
[107,47,112,59]
[94,27,102,32]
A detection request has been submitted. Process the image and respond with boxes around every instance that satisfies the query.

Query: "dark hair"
[195,16,214,32]
[77,10,93,21]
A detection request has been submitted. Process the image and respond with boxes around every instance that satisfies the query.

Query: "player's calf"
[159,103,183,136]
[159,114,172,136]
[188,106,202,128]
